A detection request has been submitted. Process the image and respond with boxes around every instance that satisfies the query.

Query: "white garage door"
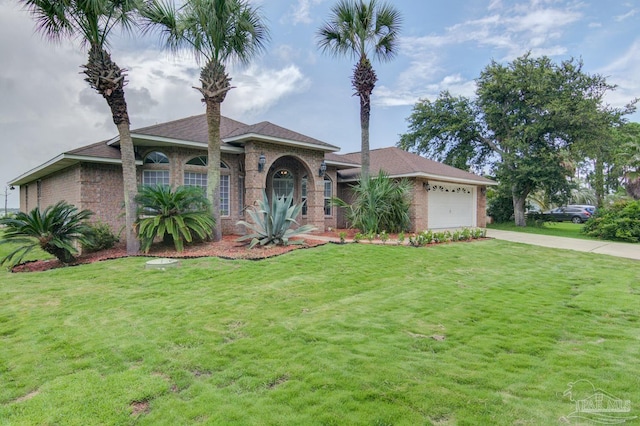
[428,183,476,229]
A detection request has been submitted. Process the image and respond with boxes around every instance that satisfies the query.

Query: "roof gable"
[337,147,496,185]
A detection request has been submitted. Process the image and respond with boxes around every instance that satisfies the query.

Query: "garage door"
[428,183,476,229]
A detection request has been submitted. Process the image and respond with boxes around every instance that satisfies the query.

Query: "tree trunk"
[512,190,527,227]
[206,99,222,242]
[117,121,140,254]
[352,57,377,180]
[360,93,371,179]
[83,47,139,254]
[594,157,604,208]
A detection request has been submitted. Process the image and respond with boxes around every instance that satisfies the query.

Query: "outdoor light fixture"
[319,160,327,177]
[9,186,15,191]
[258,153,266,172]
[423,182,431,191]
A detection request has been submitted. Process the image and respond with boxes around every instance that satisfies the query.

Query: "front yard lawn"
[1,241,639,424]
[488,221,598,240]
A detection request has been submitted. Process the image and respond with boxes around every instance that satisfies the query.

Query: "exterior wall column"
[243,143,266,225]
[411,179,428,232]
[308,174,325,233]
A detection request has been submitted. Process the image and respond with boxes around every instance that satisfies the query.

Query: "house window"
[145,151,169,164]
[324,177,332,216]
[301,175,308,216]
[143,151,170,187]
[183,159,230,216]
[186,155,207,166]
[220,175,230,216]
[184,172,207,189]
[238,175,244,216]
[273,169,294,198]
[143,170,170,187]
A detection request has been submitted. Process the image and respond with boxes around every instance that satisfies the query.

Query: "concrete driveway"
[486,229,640,261]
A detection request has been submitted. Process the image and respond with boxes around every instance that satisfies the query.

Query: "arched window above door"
[273,169,294,198]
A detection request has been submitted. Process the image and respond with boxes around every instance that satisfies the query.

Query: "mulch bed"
[10,235,329,273]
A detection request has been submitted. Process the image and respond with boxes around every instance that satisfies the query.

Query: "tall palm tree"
[142,0,269,241]
[20,0,140,254]
[317,0,401,178]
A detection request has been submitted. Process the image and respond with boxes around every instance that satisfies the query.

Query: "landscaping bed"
[10,235,328,273]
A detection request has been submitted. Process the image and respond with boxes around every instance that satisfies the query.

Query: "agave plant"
[236,190,316,248]
[135,185,215,253]
[0,201,94,268]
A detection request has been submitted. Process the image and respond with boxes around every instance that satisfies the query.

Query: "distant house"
[9,114,496,237]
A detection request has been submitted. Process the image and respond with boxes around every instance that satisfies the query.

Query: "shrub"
[135,185,215,253]
[0,201,93,267]
[338,231,347,244]
[82,221,119,253]
[486,188,514,223]
[583,200,640,243]
[236,190,316,248]
[333,170,411,234]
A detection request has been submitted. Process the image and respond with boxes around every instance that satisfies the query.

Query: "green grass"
[1,241,639,425]
[487,221,600,240]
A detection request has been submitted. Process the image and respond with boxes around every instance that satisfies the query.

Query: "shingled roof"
[112,114,339,152]
[337,147,496,185]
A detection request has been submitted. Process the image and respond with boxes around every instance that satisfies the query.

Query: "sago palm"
[0,201,94,268]
[317,0,402,178]
[20,0,141,255]
[135,185,215,253]
[142,0,269,241]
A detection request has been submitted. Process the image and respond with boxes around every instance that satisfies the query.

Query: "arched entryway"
[262,155,324,229]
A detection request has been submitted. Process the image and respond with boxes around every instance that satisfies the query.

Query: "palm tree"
[142,0,269,241]
[317,0,402,178]
[20,0,140,255]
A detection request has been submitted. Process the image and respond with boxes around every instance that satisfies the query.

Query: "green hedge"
[582,200,640,243]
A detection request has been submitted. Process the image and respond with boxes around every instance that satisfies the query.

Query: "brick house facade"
[10,114,496,240]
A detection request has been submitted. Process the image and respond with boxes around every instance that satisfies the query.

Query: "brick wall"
[19,165,82,213]
[80,163,126,234]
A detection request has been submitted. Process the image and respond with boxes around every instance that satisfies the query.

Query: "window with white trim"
[183,158,231,216]
[143,151,170,187]
[324,177,332,216]
[273,170,294,198]
[301,175,308,216]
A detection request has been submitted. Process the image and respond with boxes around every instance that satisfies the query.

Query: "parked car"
[568,204,596,214]
[543,206,592,223]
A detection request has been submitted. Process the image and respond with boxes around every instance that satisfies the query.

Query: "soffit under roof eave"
[338,171,498,186]
[325,159,361,170]
[224,133,339,153]
[124,134,245,153]
[9,155,143,186]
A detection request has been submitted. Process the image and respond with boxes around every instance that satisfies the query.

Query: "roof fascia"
[339,172,497,186]
[9,154,143,186]
[225,133,339,152]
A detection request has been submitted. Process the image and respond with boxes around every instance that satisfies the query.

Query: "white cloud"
[286,0,325,25]
[597,39,640,115]
[387,0,584,105]
[223,65,311,117]
[375,73,476,107]
[615,8,638,22]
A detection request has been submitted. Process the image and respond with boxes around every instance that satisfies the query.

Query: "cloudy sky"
[1,0,639,207]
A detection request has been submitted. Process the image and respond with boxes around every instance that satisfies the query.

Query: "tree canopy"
[399,54,632,226]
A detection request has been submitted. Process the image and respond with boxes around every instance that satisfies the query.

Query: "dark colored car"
[568,204,596,214]
[544,206,592,223]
